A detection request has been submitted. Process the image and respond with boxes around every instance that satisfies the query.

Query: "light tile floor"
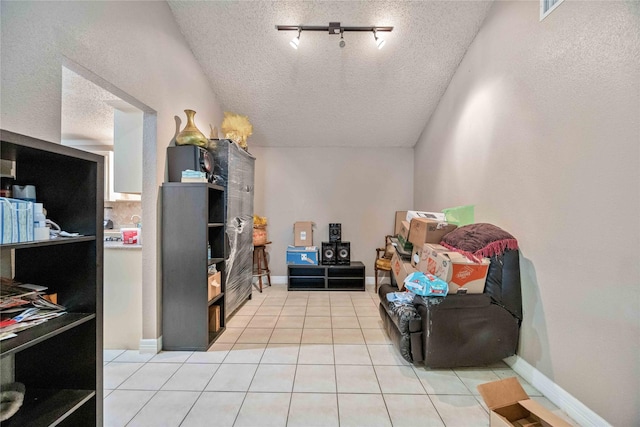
[104,284,579,427]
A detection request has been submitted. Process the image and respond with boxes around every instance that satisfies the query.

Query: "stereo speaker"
[329,223,341,242]
[336,242,350,265]
[167,145,214,183]
[322,242,336,265]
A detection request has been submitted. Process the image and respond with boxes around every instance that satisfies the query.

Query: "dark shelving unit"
[0,129,103,426]
[162,182,226,351]
[288,262,366,291]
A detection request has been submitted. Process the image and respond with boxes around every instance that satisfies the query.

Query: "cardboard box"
[391,250,416,290]
[294,221,314,246]
[395,233,413,252]
[415,243,490,294]
[477,377,572,427]
[286,245,319,265]
[398,220,410,241]
[406,210,446,223]
[208,304,221,333]
[208,271,221,300]
[394,211,408,235]
[408,218,457,248]
[411,243,448,269]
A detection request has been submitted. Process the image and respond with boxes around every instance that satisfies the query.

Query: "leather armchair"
[378,249,522,368]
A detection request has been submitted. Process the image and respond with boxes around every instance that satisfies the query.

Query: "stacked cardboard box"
[293,221,314,246]
[390,251,416,290]
[412,243,489,294]
[408,217,457,248]
[394,211,408,236]
[286,246,319,265]
[286,221,319,265]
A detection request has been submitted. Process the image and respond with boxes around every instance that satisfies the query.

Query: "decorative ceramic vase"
[176,109,208,147]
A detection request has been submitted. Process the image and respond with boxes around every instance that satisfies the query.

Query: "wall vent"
[540,0,564,21]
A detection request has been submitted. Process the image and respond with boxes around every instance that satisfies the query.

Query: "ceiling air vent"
[540,0,564,21]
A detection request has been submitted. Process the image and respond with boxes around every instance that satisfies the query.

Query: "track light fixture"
[289,27,301,49]
[276,22,393,49]
[373,29,386,50]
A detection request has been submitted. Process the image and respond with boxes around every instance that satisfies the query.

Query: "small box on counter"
[408,217,457,248]
[293,221,315,246]
[477,377,572,427]
[286,245,319,265]
[414,243,489,294]
[391,251,416,290]
[121,228,140,245]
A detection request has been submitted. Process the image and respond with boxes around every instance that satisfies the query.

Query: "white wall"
[1,1,224,343]
[251,146,414,277]
[413,1,639,425]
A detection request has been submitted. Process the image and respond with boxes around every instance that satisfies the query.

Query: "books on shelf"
[181,169,208,183]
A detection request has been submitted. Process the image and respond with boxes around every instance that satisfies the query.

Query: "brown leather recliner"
[378,249,522,368]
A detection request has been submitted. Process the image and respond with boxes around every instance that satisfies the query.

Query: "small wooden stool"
[253,242,272,292]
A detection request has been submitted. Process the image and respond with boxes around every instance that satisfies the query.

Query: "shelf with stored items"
[0,129,103,426]
[162,182,226,351]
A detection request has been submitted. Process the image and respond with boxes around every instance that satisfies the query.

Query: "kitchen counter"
[104,241,142,249]
[104,228,142,249]
[104,240,142,349]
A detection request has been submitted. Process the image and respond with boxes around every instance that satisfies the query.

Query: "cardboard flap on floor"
[477,377,573,427]
[477,377,529,410]
[517,399,573,427]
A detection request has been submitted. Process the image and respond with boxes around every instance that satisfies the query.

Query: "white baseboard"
[504,355,610,427]
[270,276,287,285]
[139,337,162,354]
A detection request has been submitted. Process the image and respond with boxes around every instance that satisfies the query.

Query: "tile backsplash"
[105,200,142,230]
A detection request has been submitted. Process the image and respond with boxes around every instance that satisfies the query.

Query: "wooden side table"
[253,241,272,292]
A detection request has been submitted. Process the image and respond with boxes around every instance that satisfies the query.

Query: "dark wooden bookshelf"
[0,129,103,426]
[162,182,226,351]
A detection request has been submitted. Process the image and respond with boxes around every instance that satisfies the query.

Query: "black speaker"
[322,242,337,265]
[329,223,341,242]
[167,145,214,182]
[336,242,350,265]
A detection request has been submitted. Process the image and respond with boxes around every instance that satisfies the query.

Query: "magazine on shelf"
[0,280,67,340]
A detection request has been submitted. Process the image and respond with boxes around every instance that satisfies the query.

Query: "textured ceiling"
[61,67,138,146]
[168,1,493,148]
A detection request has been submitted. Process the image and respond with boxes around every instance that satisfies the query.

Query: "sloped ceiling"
[167,1,493,148]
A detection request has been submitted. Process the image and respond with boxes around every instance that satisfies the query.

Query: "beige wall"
[413,1,640,425]
[1,1,224,344]
[251,146,414,277]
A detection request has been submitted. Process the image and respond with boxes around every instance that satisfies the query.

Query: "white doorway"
[60,61,156,351]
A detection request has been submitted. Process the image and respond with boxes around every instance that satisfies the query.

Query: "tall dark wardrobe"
[211,139,255,316]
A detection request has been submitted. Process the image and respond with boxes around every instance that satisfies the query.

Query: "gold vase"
[176,109,208,147]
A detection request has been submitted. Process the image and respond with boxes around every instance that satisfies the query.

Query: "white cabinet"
[104,246,142,349]
[113,109,143,194]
